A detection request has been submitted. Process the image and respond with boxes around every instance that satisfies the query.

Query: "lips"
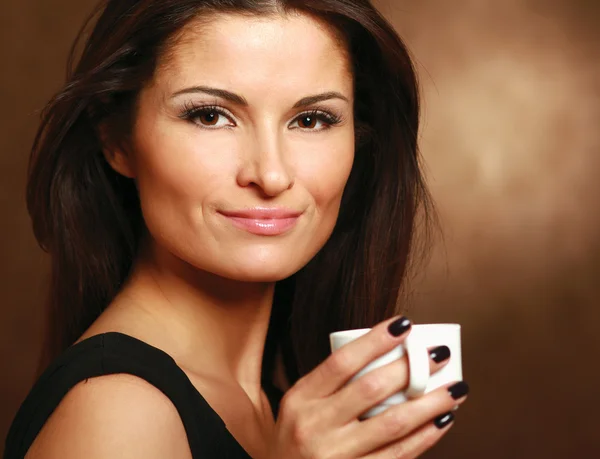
[218,207,303,236]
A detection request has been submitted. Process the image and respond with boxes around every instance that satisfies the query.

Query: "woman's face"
[113,12,355,281]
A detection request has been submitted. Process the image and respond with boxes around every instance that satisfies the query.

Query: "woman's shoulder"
[4,332,219,459]
[24,372,192,459]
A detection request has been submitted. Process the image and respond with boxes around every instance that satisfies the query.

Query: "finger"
[428,345,451,365]
[324,344,452,425]
[358,411,456,459]
[342,380,469,457]
[294,315,413,398]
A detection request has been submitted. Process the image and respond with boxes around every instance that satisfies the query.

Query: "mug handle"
[403,335,430,398]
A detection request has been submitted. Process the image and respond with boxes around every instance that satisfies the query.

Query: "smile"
[218,208,302,236]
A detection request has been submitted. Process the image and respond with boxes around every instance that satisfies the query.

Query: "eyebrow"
[170,85,349,107]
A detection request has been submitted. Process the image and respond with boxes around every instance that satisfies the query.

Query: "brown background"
[1,0,599,457]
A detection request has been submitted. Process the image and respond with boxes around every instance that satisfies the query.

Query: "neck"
[110,240,276,399]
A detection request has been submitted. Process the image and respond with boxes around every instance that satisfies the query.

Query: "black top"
[4,332,284,458]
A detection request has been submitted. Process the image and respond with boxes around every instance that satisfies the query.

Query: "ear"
[102,144,136,179]
[99,124,136,179]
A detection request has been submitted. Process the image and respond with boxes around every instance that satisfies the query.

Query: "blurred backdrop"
[1,0,599,457]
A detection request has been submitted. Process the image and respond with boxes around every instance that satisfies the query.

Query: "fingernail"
[434,411,454,429]
[387,316,411,337]
[448,381,469,400]
[429,345,451,363]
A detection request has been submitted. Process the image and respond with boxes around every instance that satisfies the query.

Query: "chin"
[198,243,318,283]
[216,261,303,283]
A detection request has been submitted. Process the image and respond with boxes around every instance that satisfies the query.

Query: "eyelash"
[179,102,343,132]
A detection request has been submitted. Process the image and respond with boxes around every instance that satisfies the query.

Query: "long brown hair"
[27,0,434,385]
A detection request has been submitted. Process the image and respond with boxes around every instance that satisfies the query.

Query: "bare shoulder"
[25,373,192,459]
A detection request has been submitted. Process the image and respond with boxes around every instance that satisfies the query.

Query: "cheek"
[298,135,355,213]
[136,120,234,191]
[132,125,237,226]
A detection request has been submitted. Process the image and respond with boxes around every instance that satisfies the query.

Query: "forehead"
[154,12,353,97]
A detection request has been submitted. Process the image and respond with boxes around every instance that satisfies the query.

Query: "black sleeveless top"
[4,332,284,458]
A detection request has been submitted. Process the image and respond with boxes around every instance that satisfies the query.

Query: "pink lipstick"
[218,207,302,236]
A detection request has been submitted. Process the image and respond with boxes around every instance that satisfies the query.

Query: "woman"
[5,0,469,457]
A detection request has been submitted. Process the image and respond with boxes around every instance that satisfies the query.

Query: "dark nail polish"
[448,381,469,400]
[429,345,451,363]
[388,316,411,337]
[434,411,454,429]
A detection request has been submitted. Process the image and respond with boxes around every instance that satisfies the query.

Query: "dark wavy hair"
[27,0,434,386]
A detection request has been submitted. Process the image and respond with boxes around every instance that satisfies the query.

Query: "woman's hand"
[267,316,469,458]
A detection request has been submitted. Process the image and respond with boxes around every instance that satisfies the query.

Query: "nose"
[236,128,294,197]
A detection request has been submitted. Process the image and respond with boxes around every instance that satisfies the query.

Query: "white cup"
[329,323,462,419]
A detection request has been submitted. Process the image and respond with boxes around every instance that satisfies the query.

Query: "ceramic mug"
[329,323,462,419]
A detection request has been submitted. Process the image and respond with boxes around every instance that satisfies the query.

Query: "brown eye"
[199,111,219,126]
[290,110,341,131]
[298,115,317,129]
[181,105,234,129]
